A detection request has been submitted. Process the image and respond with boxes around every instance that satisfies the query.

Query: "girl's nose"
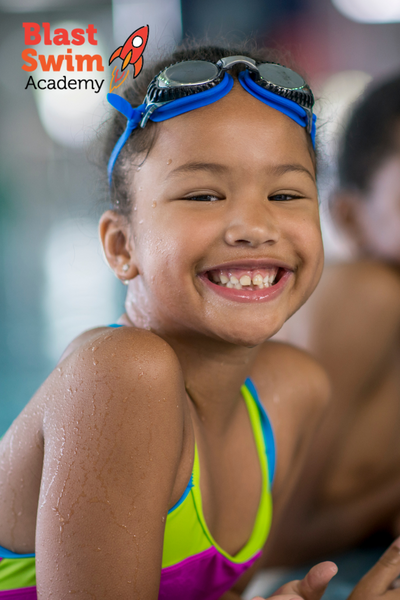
[224,199,279,247]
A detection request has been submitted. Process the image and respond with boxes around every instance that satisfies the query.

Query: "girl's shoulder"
[252,340,330,414]
[58,324,178,364]
[41,325,188,442]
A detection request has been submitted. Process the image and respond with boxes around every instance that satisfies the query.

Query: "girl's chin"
[210,322,284,348]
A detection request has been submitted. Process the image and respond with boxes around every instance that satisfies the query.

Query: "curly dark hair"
[102,40,315,217]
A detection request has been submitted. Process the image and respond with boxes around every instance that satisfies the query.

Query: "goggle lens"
[257,63,305,90]
[163,61,219,86]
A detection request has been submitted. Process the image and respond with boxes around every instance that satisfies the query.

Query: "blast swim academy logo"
[108,25,149,93]
[22,22,105,93]
[21,23,149,95]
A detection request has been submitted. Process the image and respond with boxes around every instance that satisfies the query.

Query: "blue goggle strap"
[238,70,316,147]
[107,69,317,184]
[107,94,146,185]
[107,73,233,185]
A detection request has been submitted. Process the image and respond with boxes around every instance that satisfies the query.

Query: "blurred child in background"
[259,72,400,599]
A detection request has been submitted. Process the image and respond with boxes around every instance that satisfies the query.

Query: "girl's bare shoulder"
[252,340,330,416]
[44,326,186,424]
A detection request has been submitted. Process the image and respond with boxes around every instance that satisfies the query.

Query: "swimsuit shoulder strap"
[243,377,276,488]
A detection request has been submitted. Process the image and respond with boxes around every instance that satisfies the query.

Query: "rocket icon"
[109,25,149,78]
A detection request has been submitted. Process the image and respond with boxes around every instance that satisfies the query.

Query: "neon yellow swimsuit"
[0,379,275,600]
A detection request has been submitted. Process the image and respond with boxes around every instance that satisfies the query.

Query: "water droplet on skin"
[138,219,144,224]
[93,359,98,366]
[151,201,157,208]
[166,159,172,165]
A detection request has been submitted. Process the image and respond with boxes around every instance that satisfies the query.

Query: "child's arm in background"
[266,262,400,566]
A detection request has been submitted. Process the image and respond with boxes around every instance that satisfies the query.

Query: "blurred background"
[0,0,400,432]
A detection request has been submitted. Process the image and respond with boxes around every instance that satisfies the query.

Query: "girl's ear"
[99,210,139,283]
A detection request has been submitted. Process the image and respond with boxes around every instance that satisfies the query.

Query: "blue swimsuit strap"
[0,546,34,559]
[244,377,276,487]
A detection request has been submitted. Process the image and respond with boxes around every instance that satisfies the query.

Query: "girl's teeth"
[208,268,279,290]
[239,275,251,286]
[263,274,274,285]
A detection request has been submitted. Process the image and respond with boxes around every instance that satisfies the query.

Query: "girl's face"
[122,83,323,346]
[353,152,400,264]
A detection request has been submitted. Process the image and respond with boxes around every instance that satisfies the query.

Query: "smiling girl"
[0,44,399,600]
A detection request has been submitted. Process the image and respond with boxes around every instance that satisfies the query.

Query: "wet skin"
[0,82,346,600]
[269,148,400,565]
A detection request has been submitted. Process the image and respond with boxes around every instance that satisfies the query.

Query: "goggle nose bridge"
[216,56,258,73]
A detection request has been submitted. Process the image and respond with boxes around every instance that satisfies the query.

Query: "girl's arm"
[0,327,115,553]
[35,328,189,599]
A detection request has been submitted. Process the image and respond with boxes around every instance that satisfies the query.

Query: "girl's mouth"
[207,267,280,289]
[199,264,292,302]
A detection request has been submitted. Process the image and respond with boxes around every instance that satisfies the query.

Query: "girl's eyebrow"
[166,162,229,179]
[271,163,315,181]
[166,161,315,181]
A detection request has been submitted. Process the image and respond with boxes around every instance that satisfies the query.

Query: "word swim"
[25,75,104,94]
[22,48,104,72]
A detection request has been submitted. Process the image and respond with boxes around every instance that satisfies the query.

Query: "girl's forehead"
[148,85,312,170]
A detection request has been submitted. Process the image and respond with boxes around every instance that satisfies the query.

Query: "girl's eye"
[269,193,303,202]
[185,194,220,202]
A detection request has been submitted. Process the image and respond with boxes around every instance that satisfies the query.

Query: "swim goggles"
[107,55,317,185]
